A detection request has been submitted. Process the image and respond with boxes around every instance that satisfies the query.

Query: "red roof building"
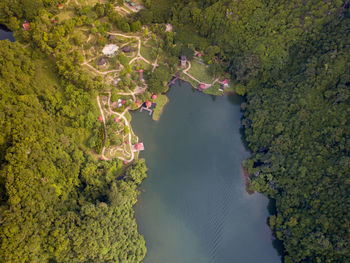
[114,117,120,122]
[151,94,157,100]
[133,142,144,151]
[197,52,202,57]
[98,116,103,122]
[122,99,126,104]
[199,84,205,90]
[100,156,104,160]
[136,100,141,107]
[222,78,229,87]
[22,22,30,31]
[145,100,152,108]
[138,69,144,81]
[123,160,128,165]
[58,4,63,9]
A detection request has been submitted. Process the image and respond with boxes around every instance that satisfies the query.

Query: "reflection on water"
[132,81,280,263]
[0,24,15,42]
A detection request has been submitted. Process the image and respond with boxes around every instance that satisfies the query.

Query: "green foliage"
[95,124,105,154]
[131,20,141,32]
[0,41,147,263]
[242,14,350,262]
[147,65,171,94]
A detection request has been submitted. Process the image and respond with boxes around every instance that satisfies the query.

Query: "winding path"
[97,92,137,162]
[183,61,220,88]
[107,32,152,65]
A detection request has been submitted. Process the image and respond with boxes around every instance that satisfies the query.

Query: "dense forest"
[0,39,146,262]
[0,0,349,262]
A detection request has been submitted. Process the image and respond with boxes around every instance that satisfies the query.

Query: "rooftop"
[102,44,119,57]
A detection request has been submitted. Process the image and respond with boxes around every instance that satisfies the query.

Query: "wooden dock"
[139,106,153,115]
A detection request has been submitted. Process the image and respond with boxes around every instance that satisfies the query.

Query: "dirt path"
[114,5,131,15]
[82,32,157,77]
[97,92,137,162]
[96,95,110,160]
[152,56,159,73]
[107,32,152,65]
[84,63,121,75]
[183,61,219,88]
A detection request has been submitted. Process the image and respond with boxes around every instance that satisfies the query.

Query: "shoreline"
[242,164,255,195]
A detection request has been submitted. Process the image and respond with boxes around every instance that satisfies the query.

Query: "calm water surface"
[133,82,280,263]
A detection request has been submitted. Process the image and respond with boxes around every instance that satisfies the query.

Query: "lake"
[0,24,15,42]
[132,81,280,263]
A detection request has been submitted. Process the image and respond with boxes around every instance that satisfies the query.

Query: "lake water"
[0,25,15,42]
[132,81,280,263]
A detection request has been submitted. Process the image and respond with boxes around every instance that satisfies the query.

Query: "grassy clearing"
[78,0,99,6]
[187,60,214,83]
[144,38,157,47]
[180,73,199,88]
[152,94,168,121]
[140,45,157,62]
[136,59,152,71]
[56,10,74,22]
[33,59,61,94]
[203,83,224,96]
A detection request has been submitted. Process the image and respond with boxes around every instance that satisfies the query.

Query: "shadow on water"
[0,24,11,31]
[267,198,277,215]
[0,24,15,42]
[267,198,285,260]
[229,92,283,261]
[273,238,285,258]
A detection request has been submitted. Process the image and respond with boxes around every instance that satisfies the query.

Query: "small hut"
[22,22,30,31]
[151,94,157,100]
[198,83,205,91]
[138,69,144,82]
[98,57,107,66]
[222,78,229,87]
[145,100,152,108]
[180,55,187,68]
[133,142,144,151]
[113,78,121,85]
[122,46,131,53]
[58,4,63,9]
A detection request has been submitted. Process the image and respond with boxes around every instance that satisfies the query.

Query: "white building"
[102,44,119,57]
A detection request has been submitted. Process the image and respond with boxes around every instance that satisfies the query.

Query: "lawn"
[135,59,152,71]
[78,0,100,6]
[187,60,214,84]
[140,45,158,63]
[203,83,224,96]
[152,95,168,121]
[180,73,199,88]
[56,9,74,22]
